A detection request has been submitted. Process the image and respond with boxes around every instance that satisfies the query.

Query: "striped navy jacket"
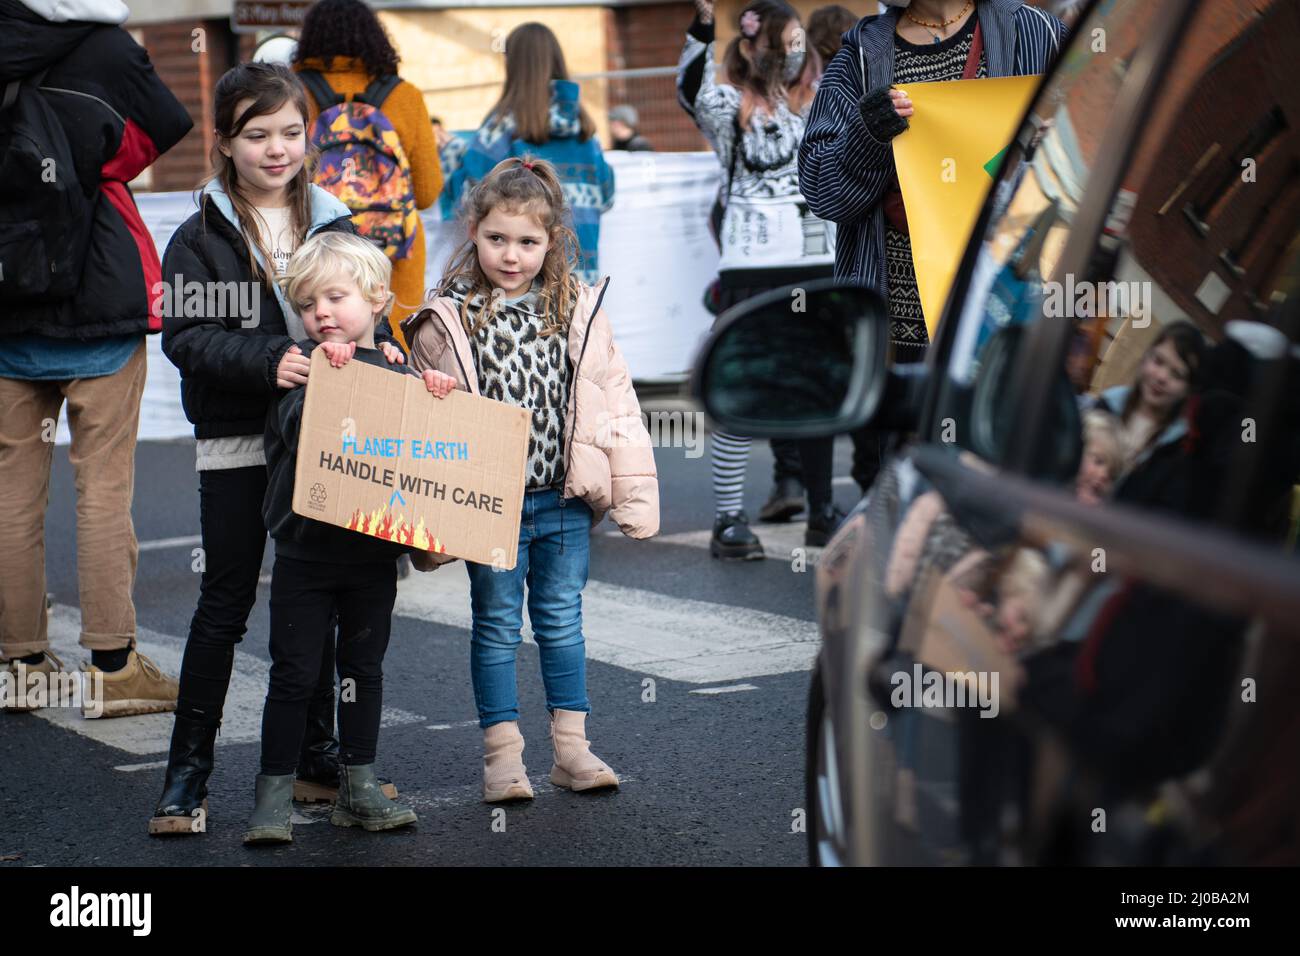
[797,0,1068,300]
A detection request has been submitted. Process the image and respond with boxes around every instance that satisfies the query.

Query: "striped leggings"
[711,432,835,518]
[711,431,753,516]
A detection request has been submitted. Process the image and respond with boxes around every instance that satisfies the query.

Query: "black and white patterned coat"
[676,18,836,283]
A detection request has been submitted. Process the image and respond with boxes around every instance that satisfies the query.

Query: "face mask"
[782,49,806,83]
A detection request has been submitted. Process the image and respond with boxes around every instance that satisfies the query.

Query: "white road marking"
[138,535,203,552]
[35,604,425,756]
[31,527,821,755]
[394,568,819,684]
[113,760,169,772]
[689,684,759,695]
[637,522,826,563]
[426,721,479,731]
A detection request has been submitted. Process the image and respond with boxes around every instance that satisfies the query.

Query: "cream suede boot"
[549,709,619,792]
[482,720,535,803]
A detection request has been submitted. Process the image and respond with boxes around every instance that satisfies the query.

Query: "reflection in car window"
[936,0,1299,547]
[872,0,1300,868]
[933,0,1161,468]
[1078,0,1300,542]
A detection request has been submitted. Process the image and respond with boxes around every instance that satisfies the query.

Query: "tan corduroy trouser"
[0,340,146,659]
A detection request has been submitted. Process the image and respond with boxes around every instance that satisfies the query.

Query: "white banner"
[135,150,723,383]
[117,151,723,444]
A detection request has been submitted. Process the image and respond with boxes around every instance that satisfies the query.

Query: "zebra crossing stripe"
[32,604,425,756]
[392,569,819,684]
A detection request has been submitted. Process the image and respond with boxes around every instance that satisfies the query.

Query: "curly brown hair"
[436,156,584,338]
[293,0,401,77]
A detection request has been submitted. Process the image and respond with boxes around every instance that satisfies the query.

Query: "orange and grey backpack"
[299,70,419,261]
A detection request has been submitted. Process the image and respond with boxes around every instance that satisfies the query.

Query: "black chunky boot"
[294,680,343,802]
[759,476,805,523]
[805,504,848,548]
[710,510,765,560]
[294,682,399,803]
[149,714,218,836]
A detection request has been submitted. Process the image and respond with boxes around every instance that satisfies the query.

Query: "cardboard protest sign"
[892,76,1038,336]
[292,349,529,569]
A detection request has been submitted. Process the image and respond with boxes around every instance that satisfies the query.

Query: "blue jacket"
[798,0,1067,295]
[439,80,615,284]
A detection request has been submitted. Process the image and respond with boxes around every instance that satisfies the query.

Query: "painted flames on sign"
[346,505,445,553]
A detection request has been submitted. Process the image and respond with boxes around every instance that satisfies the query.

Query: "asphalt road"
[1,424,862,867]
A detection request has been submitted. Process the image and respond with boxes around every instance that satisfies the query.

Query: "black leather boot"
[805,504,848,548]
[149,713,218,836]
[294,681,399,803]
[759,476,806,523]
[294,677,343,802]
[710,510,765,560]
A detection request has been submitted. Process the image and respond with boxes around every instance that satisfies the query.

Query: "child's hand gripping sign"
[291,348,530,569]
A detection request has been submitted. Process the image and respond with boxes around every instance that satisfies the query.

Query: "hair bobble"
[521,160,535,171]
[740,10,762,39]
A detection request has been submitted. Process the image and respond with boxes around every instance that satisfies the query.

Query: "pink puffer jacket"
[401,278,659,539]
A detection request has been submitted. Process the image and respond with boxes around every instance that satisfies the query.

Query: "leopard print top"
[447,279,571,489]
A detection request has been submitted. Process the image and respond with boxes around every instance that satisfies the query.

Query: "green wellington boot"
[242,774,295,845]
[330,764,417,832]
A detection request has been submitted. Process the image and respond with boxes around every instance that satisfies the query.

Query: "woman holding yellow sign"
[798,0,1067,487]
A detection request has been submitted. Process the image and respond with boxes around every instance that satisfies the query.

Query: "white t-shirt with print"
[195,205,301,473]
[254,204,298,276]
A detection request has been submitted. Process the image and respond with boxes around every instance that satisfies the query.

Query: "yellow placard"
[892,76,1038,335]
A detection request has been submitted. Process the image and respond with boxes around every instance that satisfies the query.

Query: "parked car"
[693,0,1300,866]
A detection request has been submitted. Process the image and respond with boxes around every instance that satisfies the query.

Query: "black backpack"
[0,69,93,303]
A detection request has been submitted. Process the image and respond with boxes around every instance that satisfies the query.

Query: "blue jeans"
[465,488,591,728]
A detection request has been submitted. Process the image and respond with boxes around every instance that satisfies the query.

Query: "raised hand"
[422,368,458,399]
[320,340,357,368]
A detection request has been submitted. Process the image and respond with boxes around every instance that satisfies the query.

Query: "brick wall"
[1125,0,1297,335]
[607,2,710,152]
[138,20,255,192]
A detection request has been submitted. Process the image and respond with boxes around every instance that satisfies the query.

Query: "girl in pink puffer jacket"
[403,156,658,804]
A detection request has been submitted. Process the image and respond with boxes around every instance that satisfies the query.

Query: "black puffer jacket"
[160,180,399,440]
[0,0,192,339]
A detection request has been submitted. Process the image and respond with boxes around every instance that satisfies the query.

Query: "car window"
[869,441,1294,865]
[1066,0,1300,541]
[931,0,1300,543]
[927,0,1164,474]
[868,0,1300,866]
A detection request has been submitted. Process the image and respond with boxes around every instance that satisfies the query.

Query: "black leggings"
[260,554,397,775]
[798,437,835,512]
[770,439,802,483]
[176,465,334,729]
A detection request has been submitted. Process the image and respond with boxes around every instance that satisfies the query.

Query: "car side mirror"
[690,279,893,439]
